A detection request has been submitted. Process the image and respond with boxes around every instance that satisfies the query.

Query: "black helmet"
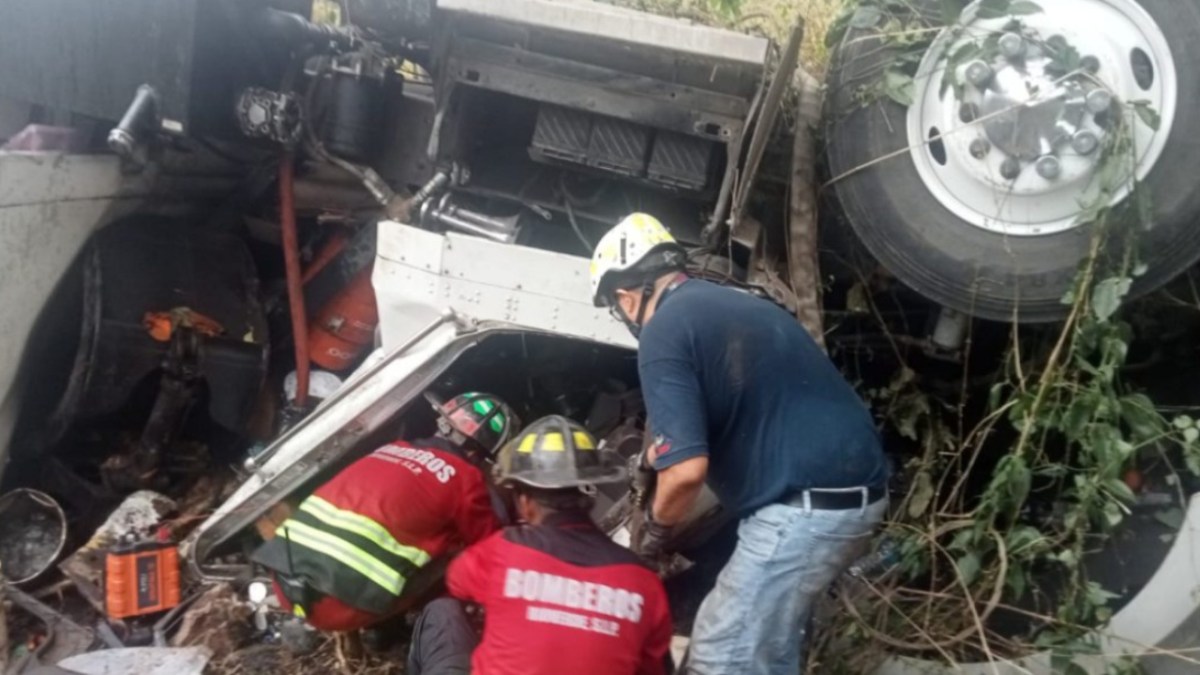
[495,416,626,489]
[425,391,518,458]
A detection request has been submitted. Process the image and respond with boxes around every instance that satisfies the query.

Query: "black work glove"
[628,448,655,509]
[633,509,672,560]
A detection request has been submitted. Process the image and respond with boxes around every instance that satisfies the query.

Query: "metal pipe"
[279,157,310,408]
[434,211,517,243]
[257,8,356,51]
[302,230,351,285]
[107,84,160,160]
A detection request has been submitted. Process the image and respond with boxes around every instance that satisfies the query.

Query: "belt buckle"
[807,486,870,513]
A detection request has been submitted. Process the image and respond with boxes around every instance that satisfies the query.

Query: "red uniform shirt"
[448,514,673,675]
[314,438,500,555]
[268,438,501,631]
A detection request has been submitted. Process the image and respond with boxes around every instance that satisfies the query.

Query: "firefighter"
[407,416,674,675]
[252,392,518,632]
[589,213,889,674]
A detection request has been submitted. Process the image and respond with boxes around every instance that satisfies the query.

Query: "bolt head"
[1000,157,1022,180]
[1080,55,1101,74]
[1072,130,1100,155]
[1086,89,1113,114]
[965,60,994,87]
[1036,155,1062,180]
[999,33,1026,59]
[959,102,980,123]
[969,138,991,159]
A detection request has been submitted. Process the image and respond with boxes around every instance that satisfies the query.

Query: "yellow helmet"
[589,213,686,307]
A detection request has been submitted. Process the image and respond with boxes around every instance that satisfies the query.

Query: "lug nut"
[959,102,980,123]
[969,138,991,159]
[1000,157,1022,180]
[999,33,1026,59]
[1071,130,1100,155]
[1036,155,1062,180]
[1086,89,1113,114]
[965,60,994,88]
[1080,55,1101,74]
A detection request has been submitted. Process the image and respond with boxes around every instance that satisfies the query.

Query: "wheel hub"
[906,0,1176,236]
[980,62,1080,162]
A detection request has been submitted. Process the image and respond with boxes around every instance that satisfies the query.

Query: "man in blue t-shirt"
[589,213,888,674]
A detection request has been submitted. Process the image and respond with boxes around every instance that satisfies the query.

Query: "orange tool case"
[104,542,182,619]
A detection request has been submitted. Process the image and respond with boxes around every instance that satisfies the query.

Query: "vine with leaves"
[810,0,1200,672]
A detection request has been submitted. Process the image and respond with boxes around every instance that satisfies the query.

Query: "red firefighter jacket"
[447,513,673,675]
[254,438,500,630]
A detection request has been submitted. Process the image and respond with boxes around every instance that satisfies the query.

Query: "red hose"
[279,156,310,408]
[301,229,350,285]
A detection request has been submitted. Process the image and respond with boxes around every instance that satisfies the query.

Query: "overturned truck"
[2,0,1200,672]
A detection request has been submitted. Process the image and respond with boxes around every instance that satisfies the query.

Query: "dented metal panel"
[374,221,636,351]
[0,154,134,471]
[186,222,637,574]
[439,0,768,67]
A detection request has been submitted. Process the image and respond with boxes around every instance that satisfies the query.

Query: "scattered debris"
[59,492,177,613]
[0,490,67,585]
[142,308,225,343]
[4,583,94,671]
[56,646,210,675]
[169,585,253,656]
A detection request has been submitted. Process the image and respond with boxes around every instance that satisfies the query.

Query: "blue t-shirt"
[640,279,887,516]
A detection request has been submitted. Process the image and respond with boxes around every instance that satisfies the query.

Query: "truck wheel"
[826,0,1200,322]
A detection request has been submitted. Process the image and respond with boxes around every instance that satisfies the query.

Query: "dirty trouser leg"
[685,498,886,675]
[406,598,478,675]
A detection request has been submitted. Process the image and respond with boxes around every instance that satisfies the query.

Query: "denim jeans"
[407,598,477,675]
[686,497,888,674]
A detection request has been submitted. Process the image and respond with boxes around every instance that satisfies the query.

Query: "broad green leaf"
[884,69,916,106]
[976,0,1012,19]
[1007,0,1043,15]
[1005,564,1026,598]
[1091,277,1132,322]
[850,5,883,29]
[1184,427,1199,443]
[956,551,981,585]
[825,8,855,49]
[908,471,935,518]
[1005,525,1044,554]
[1119,393,1161,441]
[940,42,981,97]
[1105,477,1136,504]
[1064,663,1090,675]
[1174,415,1195,430]
[1062,396,1095,438]
[940,0,965,24]
[1086,581,1120,605]
[1131,100,1162,132]
[988,382,1006,411]
[1103,500,1125,528]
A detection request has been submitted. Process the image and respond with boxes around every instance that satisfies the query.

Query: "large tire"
[826,0,1200,322]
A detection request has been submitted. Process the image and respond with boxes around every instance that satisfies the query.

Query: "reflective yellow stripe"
[518,435,537,453]
[301,496,432,567]
[573,432,595,450]
[541,433,565,451]
[276,520,405,596]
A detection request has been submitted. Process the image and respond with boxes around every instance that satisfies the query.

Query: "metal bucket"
[0,488,67,584]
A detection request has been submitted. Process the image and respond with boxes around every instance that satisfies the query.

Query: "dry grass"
[606,0,849,74]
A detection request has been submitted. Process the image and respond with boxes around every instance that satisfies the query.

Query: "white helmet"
[590,213,686,307]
